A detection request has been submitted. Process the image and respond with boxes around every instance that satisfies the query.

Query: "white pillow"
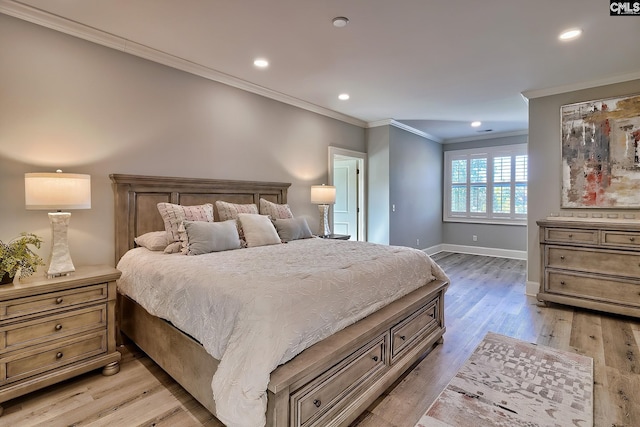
[134,231,169,251]
[237,214,281,247]
[183,220,241,255]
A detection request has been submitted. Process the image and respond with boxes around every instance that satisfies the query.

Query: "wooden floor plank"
[2,252,639,427]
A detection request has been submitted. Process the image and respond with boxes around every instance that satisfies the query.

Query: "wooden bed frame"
[110,174,448,427]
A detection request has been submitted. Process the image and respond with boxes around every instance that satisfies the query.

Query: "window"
[444,144,527,225]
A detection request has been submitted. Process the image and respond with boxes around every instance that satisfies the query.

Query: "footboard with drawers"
[537,219,640,318]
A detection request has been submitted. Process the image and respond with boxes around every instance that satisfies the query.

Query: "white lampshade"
[24,171,91,278]
[310,185,336,205]
[25,172,91,210]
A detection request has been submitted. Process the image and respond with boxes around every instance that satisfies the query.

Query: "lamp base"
[47,212,75,278]
[317,204,331,237]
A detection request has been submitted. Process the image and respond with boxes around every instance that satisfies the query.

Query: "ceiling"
[5,0,640,142]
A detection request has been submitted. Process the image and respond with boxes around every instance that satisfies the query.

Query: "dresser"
[0,265,121,415]
[537,219,640,318]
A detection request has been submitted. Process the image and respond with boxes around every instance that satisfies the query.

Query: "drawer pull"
[560,281,565,285]
[372,356,379,362]
[399,335,406,341]
[560,256,565,260]
[56,352,63,359]
[55,324,63,331]
[56,297,64,304]
[313,399,321,408]
[568,233,573,238]
[631,237,636,242]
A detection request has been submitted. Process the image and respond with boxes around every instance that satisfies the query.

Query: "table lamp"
[311,184,336,237]
[25,170,91,278]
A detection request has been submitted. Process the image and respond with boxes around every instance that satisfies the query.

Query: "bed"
[110,174,449,427]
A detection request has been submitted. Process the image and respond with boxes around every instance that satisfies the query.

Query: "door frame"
[328,147,367,241]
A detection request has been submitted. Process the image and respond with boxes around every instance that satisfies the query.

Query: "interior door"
[333,159,358,239]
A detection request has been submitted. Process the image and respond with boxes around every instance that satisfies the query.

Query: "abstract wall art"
[561,93,640,208]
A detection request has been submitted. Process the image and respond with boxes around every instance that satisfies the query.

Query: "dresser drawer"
[546,270,640,308]
[1,330,107,385]
[601,231,640,249]
[544,228,598,245]
[0,284,108,321]
[0,305,106,354]
[390,299,439,363]
[546,246,640,279]
[291,334,386,427]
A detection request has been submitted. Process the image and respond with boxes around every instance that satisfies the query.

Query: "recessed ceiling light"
[559,28,582,41]
[332,17,349,28]
[253,58,269,68]
[338,93,350,100]
[471,121,482,127]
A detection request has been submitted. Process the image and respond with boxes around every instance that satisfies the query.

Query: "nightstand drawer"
[0,305,106,354]
[0,284,107,321]
[390,298,439,363]
[2,330,107,385]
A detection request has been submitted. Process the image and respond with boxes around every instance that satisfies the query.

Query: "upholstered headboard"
[110,174,291,263]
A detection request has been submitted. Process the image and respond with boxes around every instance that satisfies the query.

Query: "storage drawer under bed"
[290,333,387,427]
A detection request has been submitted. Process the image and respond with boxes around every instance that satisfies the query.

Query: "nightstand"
[320,234,351,240]
[0,265,121,416]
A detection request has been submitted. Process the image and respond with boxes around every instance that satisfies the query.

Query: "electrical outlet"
[417,238,420,246]
[472,235,478,242]
[392,204,396,212]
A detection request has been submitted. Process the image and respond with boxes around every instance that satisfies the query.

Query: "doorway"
[328,147,367,241]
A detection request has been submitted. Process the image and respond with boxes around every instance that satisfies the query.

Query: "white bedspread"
[116,238,448,427]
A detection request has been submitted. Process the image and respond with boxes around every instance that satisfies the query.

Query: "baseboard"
[525,281,540,297]
[435,244,527,260]
[423,244,444,256]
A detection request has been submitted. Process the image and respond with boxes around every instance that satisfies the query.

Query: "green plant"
[0,233,45,279]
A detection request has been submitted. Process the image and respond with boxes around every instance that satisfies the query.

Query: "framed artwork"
[561,93,640,208]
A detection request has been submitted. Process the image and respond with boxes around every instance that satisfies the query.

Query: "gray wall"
[389,126,443,249]
[366,126,390,244]
[442,134,528,252]
[0,15,365,268]
[366,125,442,249]
[528,79,640,284]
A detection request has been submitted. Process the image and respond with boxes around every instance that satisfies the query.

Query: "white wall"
[0,14,365,268]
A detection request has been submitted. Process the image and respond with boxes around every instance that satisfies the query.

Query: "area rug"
[415,332,593,427]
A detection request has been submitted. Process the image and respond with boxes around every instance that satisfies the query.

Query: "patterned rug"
[415,332,593,427]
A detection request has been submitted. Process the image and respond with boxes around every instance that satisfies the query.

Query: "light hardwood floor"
[2,252,639,426]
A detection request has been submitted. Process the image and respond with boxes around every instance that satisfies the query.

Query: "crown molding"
[0,0,367,128]
[367,119,443,143]
[522,70,640,100]
[443,129,528,144]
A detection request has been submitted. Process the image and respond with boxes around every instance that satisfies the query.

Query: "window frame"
[443,144,527,226]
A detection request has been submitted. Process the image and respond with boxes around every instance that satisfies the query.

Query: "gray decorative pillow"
[237,214,281,247]
[274,217,313,242]
[183,220,242,255]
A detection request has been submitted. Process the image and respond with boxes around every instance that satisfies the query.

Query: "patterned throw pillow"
[157,203,214,253]
[259,198,293,219]
[215,201,259,246]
